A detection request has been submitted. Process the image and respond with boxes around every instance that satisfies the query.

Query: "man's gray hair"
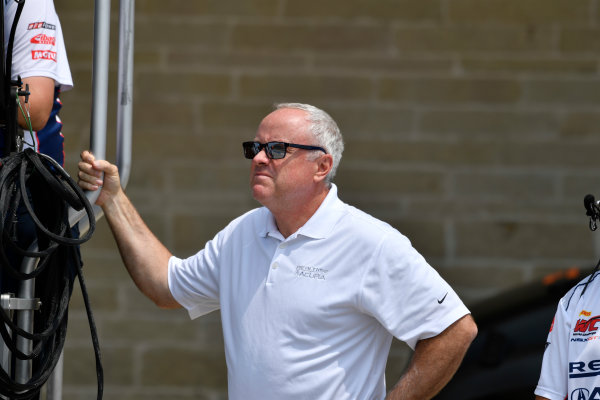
[275,103,344,184]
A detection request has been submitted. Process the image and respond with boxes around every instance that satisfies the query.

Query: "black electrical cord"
[0,148,101,399]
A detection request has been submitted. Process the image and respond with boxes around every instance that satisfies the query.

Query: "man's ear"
[314,154,333,183]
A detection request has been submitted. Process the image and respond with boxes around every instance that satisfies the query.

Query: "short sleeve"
[168,235,222,320]
[534,297,571,400]
[6,0,73,90]
[359,232,470,349]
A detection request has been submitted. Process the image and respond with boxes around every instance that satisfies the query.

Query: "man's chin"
[251,185,271,204]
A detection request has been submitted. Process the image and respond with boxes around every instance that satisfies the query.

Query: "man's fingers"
[77,150,121,197]
[78,177,99,191]
[80,150,95,164]
[78,157,115,177]
[78,169,103,185]
[94,159,118,175]
[83,157,117,176]
[78,159,95,173]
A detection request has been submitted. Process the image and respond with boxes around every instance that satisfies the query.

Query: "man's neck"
[270,186,330,238]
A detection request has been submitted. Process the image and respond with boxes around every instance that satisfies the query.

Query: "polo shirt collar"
[260,184,345,241]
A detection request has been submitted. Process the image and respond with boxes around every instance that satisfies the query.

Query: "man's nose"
[253,147,270,163]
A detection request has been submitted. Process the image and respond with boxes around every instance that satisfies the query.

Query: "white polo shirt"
[169,184,470,400]
[535,272,600,400]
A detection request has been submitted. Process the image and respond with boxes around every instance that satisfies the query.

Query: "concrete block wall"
[50,0,600,398]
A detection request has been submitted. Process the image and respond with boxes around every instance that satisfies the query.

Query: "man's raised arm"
[78,150,181,309]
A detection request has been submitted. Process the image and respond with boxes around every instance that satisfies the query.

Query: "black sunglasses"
[242,141,327,160]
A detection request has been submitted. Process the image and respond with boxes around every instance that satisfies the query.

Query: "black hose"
[0,148,101,399]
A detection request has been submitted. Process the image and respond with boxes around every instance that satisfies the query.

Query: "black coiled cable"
[0,148,102,399]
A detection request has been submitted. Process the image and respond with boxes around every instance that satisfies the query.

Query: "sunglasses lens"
[268,143,286,159]
[243,142,288,159]
[243,142,259,159]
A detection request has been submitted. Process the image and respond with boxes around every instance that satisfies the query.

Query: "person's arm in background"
[7,0,73,139]
[18,76,55,131]
[534,296,571,400]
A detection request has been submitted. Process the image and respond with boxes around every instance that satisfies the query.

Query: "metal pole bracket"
[0,293,41,311]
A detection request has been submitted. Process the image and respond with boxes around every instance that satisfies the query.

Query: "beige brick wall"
[51,0,600,398]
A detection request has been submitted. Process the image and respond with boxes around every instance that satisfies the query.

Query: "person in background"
[78,103,477,400]
[2,0,73,165]
[535,270,600,400]
[0,0,73,295]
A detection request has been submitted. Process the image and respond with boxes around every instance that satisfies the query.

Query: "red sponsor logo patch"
[575,316,600,333]
[31,50,57,62]
[30,34,56,46]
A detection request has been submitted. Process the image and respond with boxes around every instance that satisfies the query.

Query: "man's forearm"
[78,150,181,309]
[386,315,477,400]
[102,189,179,309]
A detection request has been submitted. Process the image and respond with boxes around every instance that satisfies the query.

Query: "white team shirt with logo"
[2,0,73,163]
[536,272,600,400]
[4,0,72,90]
[168,184,471,400]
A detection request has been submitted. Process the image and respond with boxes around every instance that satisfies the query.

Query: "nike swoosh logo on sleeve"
[437,293,448,304]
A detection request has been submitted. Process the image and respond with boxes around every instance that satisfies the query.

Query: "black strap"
[5,0,25,83]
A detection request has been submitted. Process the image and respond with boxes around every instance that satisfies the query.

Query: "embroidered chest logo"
[296,266,328,280]
[575,316,600,333]
[572,315,600,343]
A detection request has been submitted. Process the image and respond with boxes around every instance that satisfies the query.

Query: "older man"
[78,103,477,400]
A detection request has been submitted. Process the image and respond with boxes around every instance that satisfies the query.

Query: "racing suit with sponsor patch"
[2,0,73,165]
[0,0,73,295]
[536,272,600,400]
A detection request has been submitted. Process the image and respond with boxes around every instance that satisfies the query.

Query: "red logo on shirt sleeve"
[30,34,56,46]
[31,50,57,62]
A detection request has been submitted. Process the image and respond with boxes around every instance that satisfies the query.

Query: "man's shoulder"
[329,201,414,252]
[322,185,393,235]
[220,207,269,235]
[337,201,398,235]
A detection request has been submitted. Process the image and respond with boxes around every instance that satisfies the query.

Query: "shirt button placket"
[267,240,289,285]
